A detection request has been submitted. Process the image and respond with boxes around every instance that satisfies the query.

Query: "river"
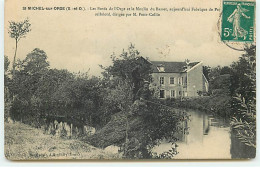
[152,109,256,159]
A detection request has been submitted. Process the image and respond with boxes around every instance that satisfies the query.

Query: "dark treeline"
[5,48,110,128]
[205,44,256,121]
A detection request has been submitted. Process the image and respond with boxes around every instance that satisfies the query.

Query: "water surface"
[152,109,255,159]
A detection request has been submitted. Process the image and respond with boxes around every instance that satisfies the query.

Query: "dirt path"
[4,122,120,160]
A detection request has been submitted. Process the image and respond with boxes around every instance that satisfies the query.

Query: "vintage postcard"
[4,0,256,160]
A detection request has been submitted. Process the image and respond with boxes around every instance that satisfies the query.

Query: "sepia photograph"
[4,0,256,160]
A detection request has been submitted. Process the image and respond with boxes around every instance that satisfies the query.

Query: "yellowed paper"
[4,0,256,160]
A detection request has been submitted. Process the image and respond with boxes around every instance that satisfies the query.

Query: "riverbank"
[4,122,120,160]
[165,95,232,118]
[88,111,145,148]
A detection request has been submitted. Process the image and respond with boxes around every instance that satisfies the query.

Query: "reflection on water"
[152,109,256,159]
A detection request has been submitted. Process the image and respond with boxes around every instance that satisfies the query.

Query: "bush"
[167,95,232,118]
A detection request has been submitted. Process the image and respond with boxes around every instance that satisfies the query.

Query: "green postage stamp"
[222,1,255,42]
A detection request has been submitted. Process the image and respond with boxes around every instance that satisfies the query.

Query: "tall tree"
[8,18,31,76]
[230,44,256,116]
[9,48,49,122]
[230,44,256,149]
[103,44,153,98]
[10,48,49,97]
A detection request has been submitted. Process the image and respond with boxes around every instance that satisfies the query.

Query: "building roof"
[150,61,200,73]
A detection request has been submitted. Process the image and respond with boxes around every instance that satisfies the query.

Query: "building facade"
[150,61,209,99]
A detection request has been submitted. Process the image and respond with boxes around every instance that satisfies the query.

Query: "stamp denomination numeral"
[223,28,232,37]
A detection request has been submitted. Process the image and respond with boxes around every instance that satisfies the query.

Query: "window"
[159,77,164,85]
[179,91,182,96]
[178,77,181,85]
[170,90,175,98]
[181,77,184,85]
[169,77,175,84]
[158,66,165,72]
[160,90,165,98]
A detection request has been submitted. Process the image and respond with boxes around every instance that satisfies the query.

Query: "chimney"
[185,59,191,70]
[157,64,165,72]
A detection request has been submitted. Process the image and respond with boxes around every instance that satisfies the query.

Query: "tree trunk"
[12,39,18,76]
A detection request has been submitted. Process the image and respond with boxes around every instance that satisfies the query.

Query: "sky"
[4,0,248,76]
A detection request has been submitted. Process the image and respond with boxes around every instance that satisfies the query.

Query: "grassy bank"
[88,112,144,148]
[166,95,232,118]
[4,122,120,160]
[88,104,187,150]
